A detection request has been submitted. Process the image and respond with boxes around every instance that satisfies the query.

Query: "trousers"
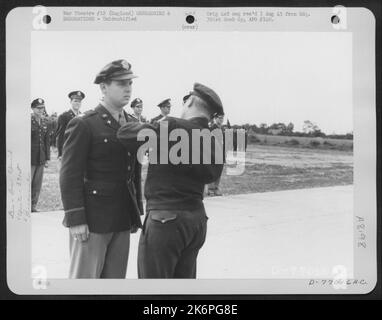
[31,165,44,210]
[69,230,130,279]
[138,207,208,279]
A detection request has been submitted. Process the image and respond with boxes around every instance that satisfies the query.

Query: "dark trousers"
[31,165,44,210]
[138,208,208,279]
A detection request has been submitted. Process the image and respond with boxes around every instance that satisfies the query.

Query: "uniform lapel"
[95,104,121,131]
[123,110,130,122]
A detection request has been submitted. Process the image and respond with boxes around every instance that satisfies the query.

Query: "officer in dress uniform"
[150,98,171,124]
[55,91,85,159]
[31,98,51,212]
[127,98,147,123]
[117,82,224,278]
[59,60,143,279]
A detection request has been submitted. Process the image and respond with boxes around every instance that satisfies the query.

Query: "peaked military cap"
[131,98,143,108]
[94,59,138,84]
[68,90,85,100]
[191,82,224,117]
[31,98,45,108]
[157,98,171,108]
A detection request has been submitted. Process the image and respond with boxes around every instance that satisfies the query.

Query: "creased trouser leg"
[69,231,130,279]
[101,230,130,279]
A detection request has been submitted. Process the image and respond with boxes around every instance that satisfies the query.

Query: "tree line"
[227,120,353,140]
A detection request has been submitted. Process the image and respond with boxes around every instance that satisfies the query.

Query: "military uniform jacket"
[127,113,147,123]
[56,109,78,157]
[150,114,165,124]
[117,116,224,211]
[31,114,50,165]
[59,104,143,233]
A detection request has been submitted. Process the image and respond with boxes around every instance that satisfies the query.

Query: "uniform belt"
[84,178,132,185]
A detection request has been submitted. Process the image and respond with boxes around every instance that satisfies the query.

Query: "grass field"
[250,134,353,151]
[37,144,353,212]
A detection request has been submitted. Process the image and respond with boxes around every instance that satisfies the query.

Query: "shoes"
[31,207,38,212]
[214,190,223,196]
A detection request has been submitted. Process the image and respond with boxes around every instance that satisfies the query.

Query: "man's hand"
[44,161,49,168]
[70,224,89,242]
[58,156,62,161]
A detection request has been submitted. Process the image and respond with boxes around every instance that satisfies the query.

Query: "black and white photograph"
[5,6,378,295]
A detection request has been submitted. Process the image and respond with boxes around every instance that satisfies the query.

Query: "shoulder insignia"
[78,109,97,119]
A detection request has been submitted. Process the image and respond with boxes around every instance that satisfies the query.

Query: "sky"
[31,31,352,134]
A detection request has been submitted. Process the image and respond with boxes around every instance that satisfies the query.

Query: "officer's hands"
[58,156,62,161]
[44,161,49,168]
[70,224,89,242]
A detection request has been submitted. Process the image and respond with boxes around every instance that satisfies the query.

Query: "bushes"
[310,140,321,148]
[285,139,300,146]
[248,135,260,143]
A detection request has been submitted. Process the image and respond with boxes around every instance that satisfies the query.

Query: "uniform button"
[92,190,97,194]
[127,152,131,156]
[161,219,165,223]
[127,166,131,171]
[104,138,108,143]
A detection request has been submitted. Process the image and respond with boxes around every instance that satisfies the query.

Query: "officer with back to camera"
[117,82,224,278]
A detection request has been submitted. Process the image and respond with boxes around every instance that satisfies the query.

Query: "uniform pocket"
[91,135,114,159]
[150,210,178,224]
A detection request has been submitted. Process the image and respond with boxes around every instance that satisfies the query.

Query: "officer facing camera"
[31,98,51,212]
[56,90,85,160]
[59,60,143,279]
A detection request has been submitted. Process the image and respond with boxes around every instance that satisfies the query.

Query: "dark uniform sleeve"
[55,114,67,157]
[59,117,91,227]
[118,121,161,215]
[191,129,224,184]
[123,119,147,216]
[117,121,159,147]
[118,120,223,185]
[134,163,144,215]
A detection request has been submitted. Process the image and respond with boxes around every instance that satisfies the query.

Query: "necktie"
[118,113,127,126]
